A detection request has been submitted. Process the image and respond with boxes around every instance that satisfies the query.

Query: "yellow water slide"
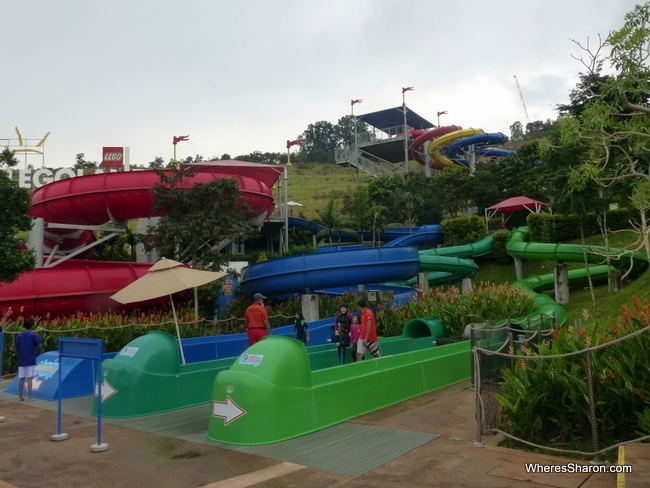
[427,128,484,169]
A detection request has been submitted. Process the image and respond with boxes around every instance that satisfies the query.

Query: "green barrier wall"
[207,336,470,445]
[95,328,441,418]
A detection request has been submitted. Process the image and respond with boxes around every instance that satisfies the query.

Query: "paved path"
[0,380,646,487]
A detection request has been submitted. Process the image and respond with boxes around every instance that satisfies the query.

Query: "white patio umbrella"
[110,258,226,364]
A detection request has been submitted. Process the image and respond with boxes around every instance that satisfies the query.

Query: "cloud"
[2,0,640,167]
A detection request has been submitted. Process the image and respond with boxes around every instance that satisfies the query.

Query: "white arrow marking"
[95,379,117,402]
[212,396,246,425]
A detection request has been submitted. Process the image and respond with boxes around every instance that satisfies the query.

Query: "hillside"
[285,162,361,220]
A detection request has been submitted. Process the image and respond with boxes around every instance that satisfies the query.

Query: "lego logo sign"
[101,147,124,167]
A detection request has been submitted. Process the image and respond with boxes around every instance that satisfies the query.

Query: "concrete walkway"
[0,379,646,487]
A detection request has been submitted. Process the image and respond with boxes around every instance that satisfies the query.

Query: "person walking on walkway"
[244,293,271,346]
[293,311,310,345]
[14,317,42,402]
[356,300,381,361]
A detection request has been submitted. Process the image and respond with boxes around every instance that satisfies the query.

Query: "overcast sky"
[2,0,641,168]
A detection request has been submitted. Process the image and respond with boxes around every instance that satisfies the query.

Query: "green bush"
[441,215,487,247]
[382,283,537,337]
[496,297,650,452]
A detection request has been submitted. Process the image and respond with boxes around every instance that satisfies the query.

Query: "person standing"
[333,304,353,364]
[244,293,271,346]
[14,317,42,402]
[349,314,362,362]
[333,304,353,343]
[293,312,310,345]
[356,300,381,361]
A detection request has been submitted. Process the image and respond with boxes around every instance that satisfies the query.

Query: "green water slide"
[508,227,648,273]
[503,227,649,328]
[412,233,502,285]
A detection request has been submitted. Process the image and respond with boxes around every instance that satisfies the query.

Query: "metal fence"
[472,322,650,459]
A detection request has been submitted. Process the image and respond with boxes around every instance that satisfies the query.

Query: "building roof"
[357,106,435,133]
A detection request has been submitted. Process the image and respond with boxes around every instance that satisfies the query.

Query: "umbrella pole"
[194,287,199,321]
[170,295,187,365]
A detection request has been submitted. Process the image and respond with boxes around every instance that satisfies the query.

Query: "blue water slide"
[478,147,512,158]
[239,246,420,297]
[289,216,432,244]
[288,216,325,233]
[288,216,358,241]
[382,224,443,248]
[446,132,509,167]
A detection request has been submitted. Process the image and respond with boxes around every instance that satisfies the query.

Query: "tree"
[74,153,97,169]
[144,168,252,269]
[554,164,603,306]
[100,226,143,262]
[559,2,650,261]
[344,184,371,233]
[149,156,165,169]
[557,67,614,117]
[509,121,525,141]
[334,115,370,148]
[525,119,555,137]
[395,174,424,228]
[300,121,337,162]
[234,151,283,165]
[370,202,389,247]
[0,170,35,283]
[1,147,19,168]
[315,199,356,244]
[432,168,475,217]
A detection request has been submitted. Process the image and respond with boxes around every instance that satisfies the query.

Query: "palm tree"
[395,175,424,231]
[119,226,143,261]
[370,202,388,247]
[315,199,356,245]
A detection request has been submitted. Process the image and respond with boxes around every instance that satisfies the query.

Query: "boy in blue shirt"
[14,318,42,401]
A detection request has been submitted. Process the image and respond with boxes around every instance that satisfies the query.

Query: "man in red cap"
[244,293,271,346]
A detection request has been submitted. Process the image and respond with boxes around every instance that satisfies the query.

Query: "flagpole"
[401,87,413,169]
[284,139,303,254]
[284,150,290,254]
[351,99,362,173]
[437,110,448,127]
[172,135,189,167]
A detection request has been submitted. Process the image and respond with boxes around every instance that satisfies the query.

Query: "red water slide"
[0,161,282,318]
[409,125,463,170]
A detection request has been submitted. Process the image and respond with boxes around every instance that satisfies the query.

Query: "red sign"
[101,147,124,167]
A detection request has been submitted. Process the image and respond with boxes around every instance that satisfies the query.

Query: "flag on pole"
[173,135,190,145]
[402,86,414,93]
[351,99,363,105]
[437,110,448,116]
[286,139,303,149]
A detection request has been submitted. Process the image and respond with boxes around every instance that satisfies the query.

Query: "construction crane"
[513,75,530,126]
